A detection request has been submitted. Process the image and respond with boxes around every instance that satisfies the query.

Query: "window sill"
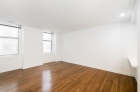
[0,55,21,58]
[128,57,138,68]
[43,52,54,54]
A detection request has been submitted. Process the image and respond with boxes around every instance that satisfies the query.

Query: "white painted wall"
[22,27,62,69]
[54,33,62,61]
[22,26,43,69]
[0,56,22,73]
[43,53,55,63]
[62,22,137,76]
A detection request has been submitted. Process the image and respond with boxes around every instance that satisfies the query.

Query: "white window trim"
[43,32,53,53]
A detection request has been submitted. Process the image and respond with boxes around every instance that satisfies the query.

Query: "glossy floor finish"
[0,61,137,92]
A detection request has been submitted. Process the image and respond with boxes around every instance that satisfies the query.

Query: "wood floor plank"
[0,61,137,92]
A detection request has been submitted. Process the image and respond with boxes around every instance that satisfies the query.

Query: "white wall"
[22,27,62,69]
[62,22,137,76]
[54,33,62,61]
[43,53,55,63]
[22,26,43,69]
[0,56,22,73]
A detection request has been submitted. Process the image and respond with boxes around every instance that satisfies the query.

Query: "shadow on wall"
[128,60,137,79]
[120,58,136,78]
[122,58,137,79]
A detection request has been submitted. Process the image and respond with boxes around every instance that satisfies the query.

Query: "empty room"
[0,0,139,92]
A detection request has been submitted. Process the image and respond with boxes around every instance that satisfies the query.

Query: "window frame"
[43,32,53,53]
[0,24,20,56]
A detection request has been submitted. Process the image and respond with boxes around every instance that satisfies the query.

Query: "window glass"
[0,25,18,38]
[43,33,52,40]
[43,41,51,52]
[0,38,18,55]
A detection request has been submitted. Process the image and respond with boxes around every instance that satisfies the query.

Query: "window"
[0,24,19,55]
[43,32,53,53]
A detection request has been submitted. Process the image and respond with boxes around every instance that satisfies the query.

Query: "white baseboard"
[22,63,43,69]
[65,61,133,77]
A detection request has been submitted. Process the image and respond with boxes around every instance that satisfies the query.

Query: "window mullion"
[43,40,52,42]
[0,36,19,39]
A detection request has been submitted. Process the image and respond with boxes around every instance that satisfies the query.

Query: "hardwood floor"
[0,61,137,92]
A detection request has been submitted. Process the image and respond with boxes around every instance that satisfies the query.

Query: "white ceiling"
[0,0,136,33]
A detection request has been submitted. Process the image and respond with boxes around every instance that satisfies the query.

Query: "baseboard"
[22,63,43,69]
[64,61,133,77]
[90,65,132,76]
[0,68,22,74]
